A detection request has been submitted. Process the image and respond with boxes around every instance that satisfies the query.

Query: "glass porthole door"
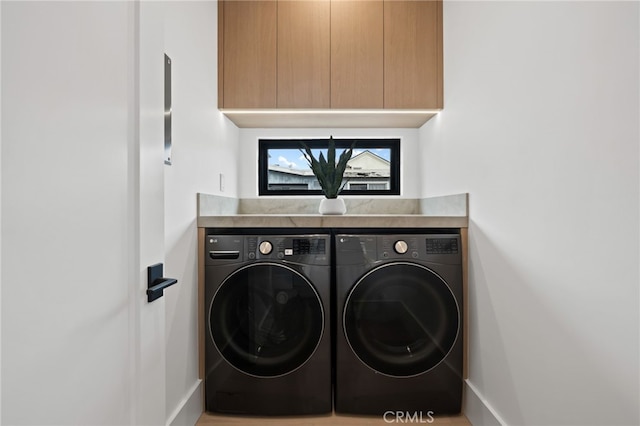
[344,263,459,377]
[210,263,324,377]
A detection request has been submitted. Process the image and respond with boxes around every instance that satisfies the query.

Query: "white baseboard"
[166,379,203,426]
[463,380,506,426]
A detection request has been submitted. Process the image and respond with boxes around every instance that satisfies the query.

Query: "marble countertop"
[196,193,469,229]
[197,214,467,229]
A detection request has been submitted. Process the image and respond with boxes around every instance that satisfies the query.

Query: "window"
[259,138,400,196]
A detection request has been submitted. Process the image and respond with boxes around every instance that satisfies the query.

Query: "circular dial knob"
[259,241,273,255]
[394,240,409,254]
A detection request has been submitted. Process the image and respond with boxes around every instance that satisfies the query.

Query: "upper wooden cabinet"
[331,0,384,109]
[219,1,277,108]
[384,0,443,109]
[218,0,443,114]
[277,0,331,108]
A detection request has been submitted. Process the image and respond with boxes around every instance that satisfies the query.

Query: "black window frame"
[258,138,401,196]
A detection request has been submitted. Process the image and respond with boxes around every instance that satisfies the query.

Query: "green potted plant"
[300,136,354,215]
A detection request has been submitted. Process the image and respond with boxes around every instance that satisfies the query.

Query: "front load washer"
[204,232,332,415]
[335,232,463,416]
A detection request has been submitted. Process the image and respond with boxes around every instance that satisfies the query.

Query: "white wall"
[2,2,136,424]
[238,128,420,198]
[163,1,239,424]
[420,2,639,425]
[1,2,239,424]
[0,2,3,421]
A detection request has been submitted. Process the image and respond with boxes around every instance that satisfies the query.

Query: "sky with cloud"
[269,148,391,170]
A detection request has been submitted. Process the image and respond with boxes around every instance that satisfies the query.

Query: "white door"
[1,2,168,424]
[135,1,168,424]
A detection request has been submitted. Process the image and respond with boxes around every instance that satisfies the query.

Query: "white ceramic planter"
[318,197,346,215]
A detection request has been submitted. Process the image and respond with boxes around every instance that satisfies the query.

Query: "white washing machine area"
[204,228,464,417]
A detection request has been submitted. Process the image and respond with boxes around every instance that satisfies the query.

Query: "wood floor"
[196,412,471,425]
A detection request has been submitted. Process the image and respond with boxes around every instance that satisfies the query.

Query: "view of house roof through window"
[259,138,400,196]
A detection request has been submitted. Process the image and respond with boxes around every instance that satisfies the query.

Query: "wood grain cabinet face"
[278,0,331,108]
[331,0,384,109]
[219,1,277,108]
[384,0,443,109]
[218,0,442,111]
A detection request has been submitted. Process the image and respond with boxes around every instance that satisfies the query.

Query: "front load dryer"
[204,232,332,415]
[334,232,463,416]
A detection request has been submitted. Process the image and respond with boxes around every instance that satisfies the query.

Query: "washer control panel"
[258,241,273,255]
[206,234,329,265]
[250,236,328,264]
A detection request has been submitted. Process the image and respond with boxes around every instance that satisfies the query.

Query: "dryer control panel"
[380,236,421,259]
[425,237,459,254]
[335,234,461,265]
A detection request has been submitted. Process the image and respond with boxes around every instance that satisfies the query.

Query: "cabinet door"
[220,0,276,108]
[384,0,443,109]
[331,0,384,108]
[278,0,331,108]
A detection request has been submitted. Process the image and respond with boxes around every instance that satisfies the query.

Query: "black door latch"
[147,263,178,302]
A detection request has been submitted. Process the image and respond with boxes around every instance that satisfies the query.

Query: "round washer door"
[210,263,324,377]
[344,262,459,377]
